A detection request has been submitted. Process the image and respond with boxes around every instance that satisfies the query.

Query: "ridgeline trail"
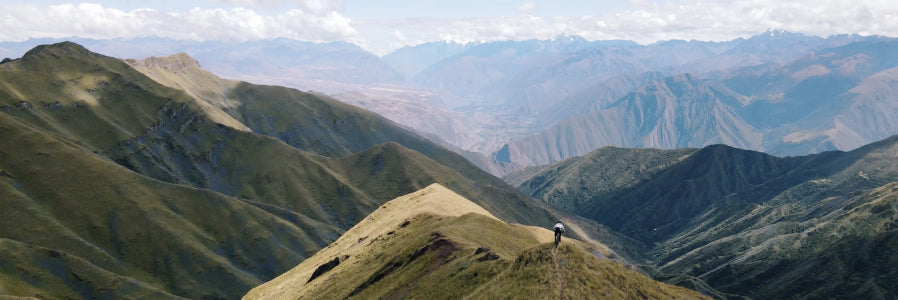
[552,247,568,300]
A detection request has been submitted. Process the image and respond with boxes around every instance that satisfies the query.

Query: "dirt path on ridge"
[552,247,568,300]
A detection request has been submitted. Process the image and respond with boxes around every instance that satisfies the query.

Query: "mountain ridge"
[244,184,710,300]
[0,42,571,299]
[510,135,898,298]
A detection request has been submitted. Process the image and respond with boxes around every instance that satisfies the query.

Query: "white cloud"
[517,2,537,13]
[594,0,898,42]
[0,2,358,43]
[1,0,896,55]
[355,0,898,54]
[203,0,344,13]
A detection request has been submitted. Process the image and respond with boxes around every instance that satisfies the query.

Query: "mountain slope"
[244,184,710,300]
[0,110,332,299]
[721,39,898,155]
[1,42,575,298]
[124,53,250,132]
[505,146,698,212]
[496,74,760,168]
[512,136,898,298]
[119,51,558,229]
[0,42,182,151]
[663,182,898,299]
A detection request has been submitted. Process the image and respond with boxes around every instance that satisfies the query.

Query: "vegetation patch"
[306,255,348,283]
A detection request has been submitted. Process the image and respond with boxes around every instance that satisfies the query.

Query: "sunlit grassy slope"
[244,184,710,300]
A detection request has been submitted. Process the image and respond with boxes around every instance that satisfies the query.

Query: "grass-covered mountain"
[245,184,710,300]
[0,42,564,298]
[119,51,555,224]
[508,137,898,298]
[505,146,698,212]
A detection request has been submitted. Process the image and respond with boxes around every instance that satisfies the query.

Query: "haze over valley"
[8,30,897,177]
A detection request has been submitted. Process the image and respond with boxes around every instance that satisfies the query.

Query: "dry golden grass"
[244,184,710,300]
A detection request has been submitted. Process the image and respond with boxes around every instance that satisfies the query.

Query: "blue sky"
[1,0,895,55]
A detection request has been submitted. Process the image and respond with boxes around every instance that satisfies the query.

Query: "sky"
[0,0,895,55]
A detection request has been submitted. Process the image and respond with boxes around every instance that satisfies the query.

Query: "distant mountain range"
[507,136,898,298]
[398,31,898,173]
[4,32,896,176]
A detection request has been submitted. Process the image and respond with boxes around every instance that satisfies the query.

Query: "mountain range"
[3,37,898,300]
[507,136,898,298]
[5,32,896,177]
[0,42,578,298]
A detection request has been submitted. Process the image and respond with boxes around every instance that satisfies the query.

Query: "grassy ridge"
[0,42,185,151]
[245,184,709,300]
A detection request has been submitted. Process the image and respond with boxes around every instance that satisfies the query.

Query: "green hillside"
[244,184,710,300]
[0,111,325,298]
[0,42,183,151]
[0,42,577,298]
[511,138,898,298]
[505,146,697,212]
[121,52,558,228]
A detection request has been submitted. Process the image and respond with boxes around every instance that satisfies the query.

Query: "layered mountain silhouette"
[386,31,887,162]
[497,74,761,168]
[5,33,896,176]
[509,136,898,298]
[0,42,568,298]
[245,184,709,300]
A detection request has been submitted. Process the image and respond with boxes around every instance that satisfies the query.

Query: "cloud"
[517,2,537,13]
[203,0,344,13]
[1,0,896,55]
[594,0,898,42]
[355,0,898,54]
[0,2,358,43]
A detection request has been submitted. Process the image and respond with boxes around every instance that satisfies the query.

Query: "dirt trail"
[552,247,568,300]
[563,219,610,255]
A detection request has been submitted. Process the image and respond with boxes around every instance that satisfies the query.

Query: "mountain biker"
[553,221,565,246]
